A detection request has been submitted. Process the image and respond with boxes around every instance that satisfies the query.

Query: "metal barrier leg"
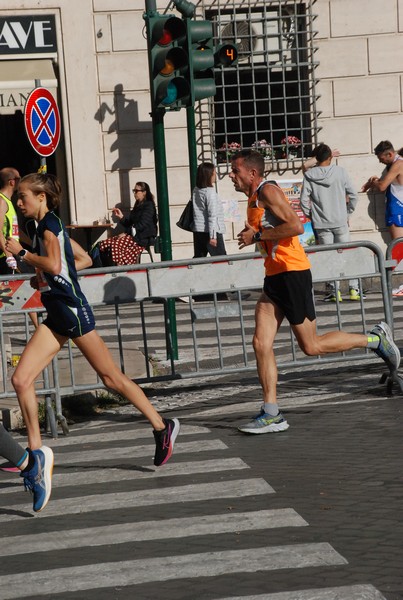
[45,394,58,438]
[379,370,403,394]
[51,356,69,436]
[41,360,59,438]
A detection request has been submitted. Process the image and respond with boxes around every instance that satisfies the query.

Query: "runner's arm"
[70,239,92,271]
[258,186,304,240]
[6,229,61,274]
[362,161,403,192]
[238,186,303,248]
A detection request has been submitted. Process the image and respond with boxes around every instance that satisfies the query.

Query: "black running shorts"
[263,269,316,325]
[41,296,96,339]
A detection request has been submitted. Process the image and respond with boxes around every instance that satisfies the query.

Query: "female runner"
[6,173,180,512]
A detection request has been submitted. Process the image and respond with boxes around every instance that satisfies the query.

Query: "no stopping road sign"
[24,87,61,157]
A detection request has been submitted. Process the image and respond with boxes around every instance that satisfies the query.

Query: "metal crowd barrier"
[385,237,403,326]
[0,240,397,437]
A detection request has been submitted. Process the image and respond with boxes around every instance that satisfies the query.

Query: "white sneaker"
[392,285,403,297]
[238,408,289,434]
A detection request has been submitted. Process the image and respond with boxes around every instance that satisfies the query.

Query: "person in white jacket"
[300,143,361,302]
[192,162,226,257]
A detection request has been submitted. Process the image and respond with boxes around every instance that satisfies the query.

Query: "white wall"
[2,0,401,258]
[314,0,403,250]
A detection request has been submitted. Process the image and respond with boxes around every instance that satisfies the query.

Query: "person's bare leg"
[389,224,403,240]
[291,318,368,356]
[28,312,39,329]
[238,293,289,433]
[73,330,165,430]
[253,292,284,406]
[11,325,67,449]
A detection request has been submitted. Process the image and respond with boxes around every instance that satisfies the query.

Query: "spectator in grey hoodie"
[192,162,226,258]
[300,143,361,302]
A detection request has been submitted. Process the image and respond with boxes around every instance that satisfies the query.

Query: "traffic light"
[145,11,238,111]
[186,19,238,105]
[186,20,215,103]
[145,14,190,111]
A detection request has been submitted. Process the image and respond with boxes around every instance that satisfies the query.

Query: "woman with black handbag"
[191,162,227,257]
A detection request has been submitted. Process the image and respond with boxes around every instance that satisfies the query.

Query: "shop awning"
[0,59,58,114]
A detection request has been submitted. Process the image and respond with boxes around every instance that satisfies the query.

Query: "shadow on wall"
[103,276,137,305]
[365,191,390,246]
[94,83,154,208]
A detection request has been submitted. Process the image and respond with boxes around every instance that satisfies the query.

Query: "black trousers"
[193,232,227,258]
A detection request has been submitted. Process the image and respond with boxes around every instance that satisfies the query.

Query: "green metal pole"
[152,110,172,260]
[144,0,178,360]
[152,111,178,361]
[187,106,198,190]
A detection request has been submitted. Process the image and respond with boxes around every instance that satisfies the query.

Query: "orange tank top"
[247,181,311,276]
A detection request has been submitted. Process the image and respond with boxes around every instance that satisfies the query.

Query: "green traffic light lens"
[162,82,178,105]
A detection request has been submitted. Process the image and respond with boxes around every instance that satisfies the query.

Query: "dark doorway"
[0,110,56,176]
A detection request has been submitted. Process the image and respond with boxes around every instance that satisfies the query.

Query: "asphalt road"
[0,359,401,600]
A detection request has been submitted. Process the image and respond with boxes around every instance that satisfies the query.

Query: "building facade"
[0,0,402,257]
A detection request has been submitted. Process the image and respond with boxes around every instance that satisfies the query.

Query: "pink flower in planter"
[217,141,242,162]
[281,135,301,147]
[251,139,273,158]
[280,135,302,159]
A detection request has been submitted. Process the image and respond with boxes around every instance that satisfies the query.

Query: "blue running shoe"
[21,446,54,512]
[370,321,401,372]
[238,408,289,434]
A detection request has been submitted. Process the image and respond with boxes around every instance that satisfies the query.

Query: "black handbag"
[176,200,194,232]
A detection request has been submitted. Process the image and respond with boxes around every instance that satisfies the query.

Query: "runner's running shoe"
[21,446,54,512]
[370,321,401,371]
[392,285,403,297]
[349,288,366,301]
[153,418,180,466]
[238,408,289,434]
[0,463,19,473]
[323,290,342,303]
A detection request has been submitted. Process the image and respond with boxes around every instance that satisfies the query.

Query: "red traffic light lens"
[158,29,173,45]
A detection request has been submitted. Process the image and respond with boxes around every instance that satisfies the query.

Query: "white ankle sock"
[264,403,279,416]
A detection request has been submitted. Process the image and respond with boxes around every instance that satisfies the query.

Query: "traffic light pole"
[186,107,197,190]
[144,0,237,360]
[145,0,178,360]
[152,109,172,261]
[151,108,179,361]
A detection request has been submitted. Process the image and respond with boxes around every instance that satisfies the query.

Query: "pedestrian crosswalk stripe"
[217,584,387,599]
[0,457,250,494]
[0,477,274,521]
[181,395,384,419]
[0,543,347,599]
[0,508,308,557]
[12,424,210,448]
[38,439,228,466]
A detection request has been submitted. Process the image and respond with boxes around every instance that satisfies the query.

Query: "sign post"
[24,86,61,171]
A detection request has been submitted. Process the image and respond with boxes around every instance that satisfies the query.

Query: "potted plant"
[280,135,302,159]
[217,141,241,163]
[251,139,273,159]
